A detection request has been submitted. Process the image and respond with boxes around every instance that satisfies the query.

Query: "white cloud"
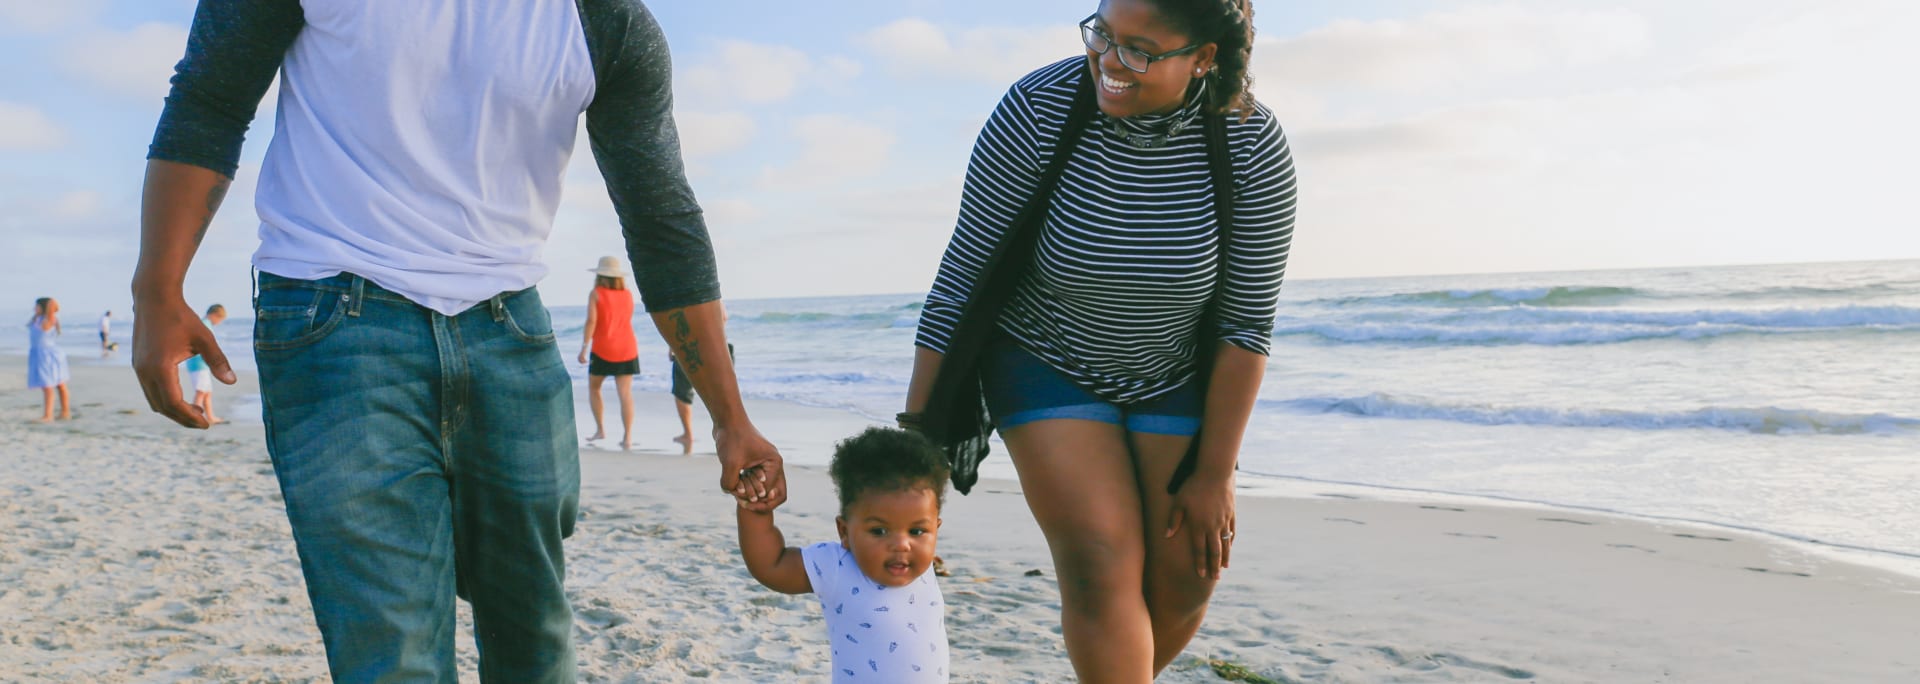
[65,22,190,101]
[861,18,1076,84]
[703,197,764,230]
[674,110,756,160]
[0,0,103,32]
[1277,2,1920,279]
[681,41,863,106]
[0,102,67,150]
[49,191,102,220]
[1254,4,1651,95]
[758,115,897,189]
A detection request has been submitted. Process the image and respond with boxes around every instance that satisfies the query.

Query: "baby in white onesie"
[736,427,951,682]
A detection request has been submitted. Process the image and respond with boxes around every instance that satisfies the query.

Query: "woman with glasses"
[903,0,1296,680]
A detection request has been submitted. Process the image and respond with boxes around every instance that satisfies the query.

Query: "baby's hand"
[737,466,782,512]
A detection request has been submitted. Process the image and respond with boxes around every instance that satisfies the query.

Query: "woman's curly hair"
[829,427,951,515]
[1149,0,1257,119]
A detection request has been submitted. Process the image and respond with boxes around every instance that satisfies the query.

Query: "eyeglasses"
[1079,13,1203,74]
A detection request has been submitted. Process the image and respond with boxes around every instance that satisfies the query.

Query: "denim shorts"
[980,335,1201,436]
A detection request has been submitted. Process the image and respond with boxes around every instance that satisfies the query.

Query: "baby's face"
[836,488,941,587]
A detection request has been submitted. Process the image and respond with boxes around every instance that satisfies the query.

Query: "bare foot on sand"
[586,430,605,442]
[672,434,692,454]
[620,435,633,451]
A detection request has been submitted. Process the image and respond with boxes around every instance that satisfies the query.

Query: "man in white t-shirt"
[131,1,786,680]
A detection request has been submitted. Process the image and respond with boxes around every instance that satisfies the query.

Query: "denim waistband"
[256,271,531,319]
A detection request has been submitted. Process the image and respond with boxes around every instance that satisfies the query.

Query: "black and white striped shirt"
[917,57,1298,404]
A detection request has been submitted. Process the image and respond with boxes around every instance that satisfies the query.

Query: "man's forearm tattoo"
[668,310,704,373]
[195,178,231,248]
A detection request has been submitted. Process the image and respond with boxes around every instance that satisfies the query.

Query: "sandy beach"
[4,359,1918,682]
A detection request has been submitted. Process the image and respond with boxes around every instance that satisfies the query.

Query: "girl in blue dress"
[28,297,72,422]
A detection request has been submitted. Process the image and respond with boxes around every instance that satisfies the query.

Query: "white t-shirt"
[800,541,950,683]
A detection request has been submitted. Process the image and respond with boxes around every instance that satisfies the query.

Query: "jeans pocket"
[498,289,557,345]
[254,285,348,352]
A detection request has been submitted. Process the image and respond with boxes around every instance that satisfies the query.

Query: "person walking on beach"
[132,1,786,681]
[28,297,72,422]
[903,1,1296,680]
[99,310,115,355]
[580,256,640,450]
[183,304,227,425]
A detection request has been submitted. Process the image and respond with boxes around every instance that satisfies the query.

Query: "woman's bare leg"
[585,374,606,441]
[39,387,54,422]
[614,374,634,450]
[1131,431,1219,675]
[1004,419,1154,683]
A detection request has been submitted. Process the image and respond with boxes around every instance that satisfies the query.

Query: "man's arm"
[650,303,783,508]
[578,1,783,508]
[135,0,304,428]
[735,506,812,595]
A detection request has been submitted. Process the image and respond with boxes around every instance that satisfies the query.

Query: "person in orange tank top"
[579,256,641,449]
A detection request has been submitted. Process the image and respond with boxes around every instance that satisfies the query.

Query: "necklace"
[1107,111,1197,149]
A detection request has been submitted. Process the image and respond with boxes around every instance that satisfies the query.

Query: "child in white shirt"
[736,427,951,682]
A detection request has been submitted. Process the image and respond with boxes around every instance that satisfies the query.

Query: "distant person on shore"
[134,1,784,679]
[183,304,228,425]
[580,256,640,450]
[736,427,951,682]
[99,310,116,355]
[28,297,72,422]
[670,340,733,453]
[903,1,1296,680]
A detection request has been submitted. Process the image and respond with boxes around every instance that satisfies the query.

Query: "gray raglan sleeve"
[577,0,721,313]
[146,0,304,177]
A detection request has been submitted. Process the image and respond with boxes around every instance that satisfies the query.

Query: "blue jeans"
[253,272,579,683]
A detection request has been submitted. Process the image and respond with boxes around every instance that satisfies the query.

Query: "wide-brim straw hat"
[588,255,628,278]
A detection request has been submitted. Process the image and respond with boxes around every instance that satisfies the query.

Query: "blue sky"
[3,0,1917,318]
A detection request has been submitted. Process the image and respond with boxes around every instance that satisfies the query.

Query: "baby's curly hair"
[829,427,951,515]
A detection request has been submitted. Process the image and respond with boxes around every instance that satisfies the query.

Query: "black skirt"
[588,353,639,377]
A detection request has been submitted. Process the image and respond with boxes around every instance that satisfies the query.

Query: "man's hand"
[715,421,786,512]
[132,294,234,428]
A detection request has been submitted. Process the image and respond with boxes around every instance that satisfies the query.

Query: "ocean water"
[22,259,1920,564]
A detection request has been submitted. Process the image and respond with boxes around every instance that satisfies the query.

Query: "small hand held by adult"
[1165,471,1236,580]
[715,421,787,513]
[131,295,235,429]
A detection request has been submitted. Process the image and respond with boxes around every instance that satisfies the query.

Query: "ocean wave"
[746,310,920,329]
[1272,305,1920,345]
[1310,286,1643,308]
[1273,393,1920,435]
[1305,281,1919,310]
[738,370,905,387]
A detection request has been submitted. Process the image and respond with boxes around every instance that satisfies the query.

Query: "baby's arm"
[736,505,813,594]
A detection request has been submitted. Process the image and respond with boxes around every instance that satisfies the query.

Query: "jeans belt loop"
[249,266,259,312]
[490,293,507,322]
[347,275,366,317]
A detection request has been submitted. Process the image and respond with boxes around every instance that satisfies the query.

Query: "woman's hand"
[577,348,589,365]
[1165,471,1236,580]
